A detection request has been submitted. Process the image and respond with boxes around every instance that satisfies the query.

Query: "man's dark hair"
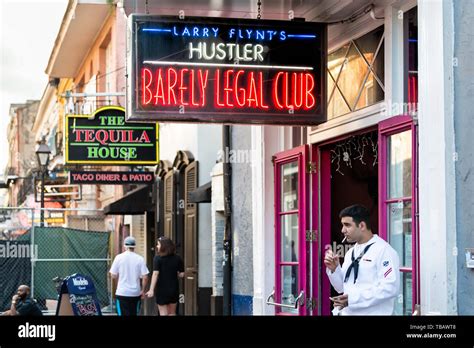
[339,204,371,230]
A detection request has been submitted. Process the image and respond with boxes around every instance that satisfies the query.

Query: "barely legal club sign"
[127,15,327,125]
[65,106,159,165]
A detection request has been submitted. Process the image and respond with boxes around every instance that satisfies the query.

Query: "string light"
[330,133,378,176]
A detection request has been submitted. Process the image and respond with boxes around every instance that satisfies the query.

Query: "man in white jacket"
[324,204,400,315]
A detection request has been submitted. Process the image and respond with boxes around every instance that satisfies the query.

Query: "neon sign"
[65,106,159,165]
[127,15,327,125]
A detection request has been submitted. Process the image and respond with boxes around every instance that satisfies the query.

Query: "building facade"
[5,0,472,316]
[6,101,39,207]
[117,0,474,316]
[249,0,473,316]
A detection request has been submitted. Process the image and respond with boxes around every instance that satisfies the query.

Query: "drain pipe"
[222,125,232,316]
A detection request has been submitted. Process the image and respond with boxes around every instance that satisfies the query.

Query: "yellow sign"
[45,218,65,224]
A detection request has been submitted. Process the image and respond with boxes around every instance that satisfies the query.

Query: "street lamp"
[36,138,51,227]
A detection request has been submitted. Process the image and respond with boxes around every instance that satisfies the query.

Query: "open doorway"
[320,129,378,315]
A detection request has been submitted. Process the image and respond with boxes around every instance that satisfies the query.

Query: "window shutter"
[184,161,198,315]
[163,170,175,240]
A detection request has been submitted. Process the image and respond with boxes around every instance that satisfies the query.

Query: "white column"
[211,163,224,297]
[418,0,457,314]
[251,125,269,314]
[384,4,405,115]
[252,125,283,315]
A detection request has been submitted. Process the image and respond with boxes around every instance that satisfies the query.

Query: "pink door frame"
[273,116,419,315]
[317,126,378,316]
[378,115,420,311]
[273,145,309,316]
[316,116,419,315]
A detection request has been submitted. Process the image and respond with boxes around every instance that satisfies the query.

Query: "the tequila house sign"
[127,15,327,125]
[65,106,159,165]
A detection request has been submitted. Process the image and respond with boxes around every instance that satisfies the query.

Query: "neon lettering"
[259,72,269,109]
[154,68,165,105]
[179,68,189,105]
[74,129,84,142]
[273,72,284,109]
[167,68,178,105]
[283,72,290,109]
[141,68,153,105]
[215,69,225,107]
[87,147,137,160]
[304,73,315,109]
[139,67,316,112]
[169,26,288,41]
[224,70,234,107]
[84,130,94,142]
[234,70,246,107]
[293,72,303,108]
[188,42,265,61]
[247,71,259,108]
[198,69,209,106]
[190,69,199,106]
[138,131,151,143]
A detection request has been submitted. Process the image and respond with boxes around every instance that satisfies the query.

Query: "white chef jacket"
[326,234,400,315]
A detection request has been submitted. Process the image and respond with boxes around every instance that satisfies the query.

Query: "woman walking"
[146,237,184,315]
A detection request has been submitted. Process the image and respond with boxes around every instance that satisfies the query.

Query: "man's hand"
[330,294,348,309]
[140,290,146,300]
[12,295,19,302]
[324,249,340,273]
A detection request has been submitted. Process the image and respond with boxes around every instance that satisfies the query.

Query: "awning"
[189,181,211,203]
[46,1,111,78]
[104,185,153,215]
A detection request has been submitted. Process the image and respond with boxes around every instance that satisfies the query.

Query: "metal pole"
[40,169,45,227]
[222,125,232,316]
[30,208,35,298]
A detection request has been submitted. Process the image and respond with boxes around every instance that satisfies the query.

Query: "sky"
[0,0,68,174]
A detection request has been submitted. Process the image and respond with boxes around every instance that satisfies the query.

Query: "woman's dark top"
[153,254,184,305]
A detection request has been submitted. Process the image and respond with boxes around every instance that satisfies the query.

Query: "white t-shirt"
[109,250,149,297]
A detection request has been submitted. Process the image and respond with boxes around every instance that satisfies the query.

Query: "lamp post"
[36,139,51,227]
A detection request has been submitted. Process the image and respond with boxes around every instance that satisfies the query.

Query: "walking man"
[324,204,400,315]
[110,236,149,316]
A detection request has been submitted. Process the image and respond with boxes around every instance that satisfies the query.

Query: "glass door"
[379,116,419,315]
[270,145,311,316]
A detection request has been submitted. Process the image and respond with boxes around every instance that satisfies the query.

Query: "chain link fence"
[0,207,113,315]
